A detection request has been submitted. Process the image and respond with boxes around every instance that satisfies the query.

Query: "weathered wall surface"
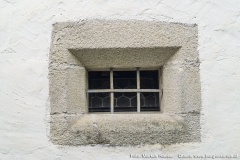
[0,0,240,159]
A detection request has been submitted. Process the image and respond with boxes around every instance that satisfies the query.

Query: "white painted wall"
[0,0,240,159]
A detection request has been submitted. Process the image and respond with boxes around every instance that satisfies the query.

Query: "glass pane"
[140,92,160,111]
[88,71,110,89]
[113,71,136,89]
[89,93,110,112]
[140,70,159,89]
[114,92,137,112]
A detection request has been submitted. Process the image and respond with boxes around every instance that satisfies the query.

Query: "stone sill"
[51,113,187,146]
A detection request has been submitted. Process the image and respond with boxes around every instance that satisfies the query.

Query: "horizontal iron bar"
[86,89,162,93]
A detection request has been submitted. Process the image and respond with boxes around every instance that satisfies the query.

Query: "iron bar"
[86,89,161,93]
[137,68,140,113]
[110,68,114,114]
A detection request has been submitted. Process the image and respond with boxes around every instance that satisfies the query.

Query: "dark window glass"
[113,71,136,89]
[114,92,137,112]
[140,70,158,89]
[88,71,110,89]
[140,92,160,111]
[89,93,110,112]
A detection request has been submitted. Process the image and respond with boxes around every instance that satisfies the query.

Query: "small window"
[87,69,161,113]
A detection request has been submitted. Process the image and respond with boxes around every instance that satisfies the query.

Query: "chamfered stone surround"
[49,20,201,145]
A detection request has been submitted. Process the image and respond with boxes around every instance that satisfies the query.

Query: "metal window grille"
[87,68,161,113]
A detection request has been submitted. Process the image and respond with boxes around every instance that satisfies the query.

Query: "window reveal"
[87,68,161,113]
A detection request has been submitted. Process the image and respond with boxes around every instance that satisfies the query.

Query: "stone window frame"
[49,20,201,146]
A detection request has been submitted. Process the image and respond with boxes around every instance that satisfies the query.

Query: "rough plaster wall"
[0,0,240,159]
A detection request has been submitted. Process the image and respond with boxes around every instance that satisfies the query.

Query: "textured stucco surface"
[1,0,240,159]
[70,47,180,69]
[49,20,201,146]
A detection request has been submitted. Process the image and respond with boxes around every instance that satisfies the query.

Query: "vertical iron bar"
[110,68,114,113]
[137,68,140,113]
[159,68,162,112]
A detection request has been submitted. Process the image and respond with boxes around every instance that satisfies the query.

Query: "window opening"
[87,68,161,113]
